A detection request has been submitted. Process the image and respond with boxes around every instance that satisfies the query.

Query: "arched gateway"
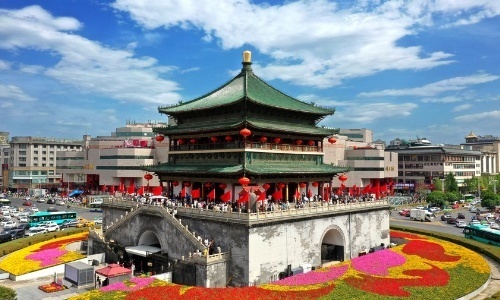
[321,225,346,264]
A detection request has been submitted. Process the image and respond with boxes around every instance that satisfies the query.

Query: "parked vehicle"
[56,200,65,206]
[93,217,102,224]
[22,201,32,206]
[0,228,24,242]
[410,209,433,222]
[456,221,467,228]
[469,220,481,226]
[447,217,457,224]
[41,223,60,232]
[457,213,465,219]
[3,221,17,229]
[441,214,451,221]
[25,228,48,237]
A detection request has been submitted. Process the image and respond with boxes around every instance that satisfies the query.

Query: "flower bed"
[39,282,67,293]
[0,232,88,275]
[68,230,490,300]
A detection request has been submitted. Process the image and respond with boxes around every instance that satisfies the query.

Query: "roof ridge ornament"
[243,50,252,63]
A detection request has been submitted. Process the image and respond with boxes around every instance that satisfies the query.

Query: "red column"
[375,179,380,199]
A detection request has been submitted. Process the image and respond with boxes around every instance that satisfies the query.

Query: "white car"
[42,223,60,232]
[10,211,20,218]
[31,207,39,213]
[416,206,425,210]
[455,221,466,228]
[93,217,102,224]
[37,198,46,203]
[19,216,28,223]
[3,221,18,229]
[25,228,48,237]
[491,223,500,230]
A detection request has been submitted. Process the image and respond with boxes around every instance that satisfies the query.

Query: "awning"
[125,245,162,257]
[95,264,131,278]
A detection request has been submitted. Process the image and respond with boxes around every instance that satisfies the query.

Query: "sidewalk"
[473,255,500,299]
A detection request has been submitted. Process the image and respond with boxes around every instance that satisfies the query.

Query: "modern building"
[461,131,499,175]
[338,128,373,143]
[57,122,166,194]
[386,144,482,192]
[8,136,83,192]
[0,132,10,191]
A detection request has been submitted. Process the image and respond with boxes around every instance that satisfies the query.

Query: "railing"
[103,199,389,226]
[170,142,321,153]
[104,200,205,251]
[184,251,231,264]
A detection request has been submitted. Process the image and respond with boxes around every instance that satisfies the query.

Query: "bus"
[0,199,11,207]
[463,194,475,202]
[463,224,500,246]
[28,211,77,227]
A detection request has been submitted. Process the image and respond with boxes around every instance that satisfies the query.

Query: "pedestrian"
[97,276,101,288]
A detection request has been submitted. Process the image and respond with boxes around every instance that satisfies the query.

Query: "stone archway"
[138,230,161,248]
[320,225,346,265]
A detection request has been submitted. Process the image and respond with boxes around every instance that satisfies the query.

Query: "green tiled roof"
[154,117,338,136]
[158,64,333,116]
[143,163,348,176]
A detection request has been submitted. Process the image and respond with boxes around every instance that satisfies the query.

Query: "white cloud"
[453,104,472,112]
[360,73,499,97]
[454,110,500,122]
[0,83,37,102]
[18,64,45,74]
[326,102,418,124]
[0,60,10,70]
[421,96,462,103]
[0,5,182,105]
[111,0,466,88]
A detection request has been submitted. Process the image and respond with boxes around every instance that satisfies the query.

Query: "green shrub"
[0,285,17,300]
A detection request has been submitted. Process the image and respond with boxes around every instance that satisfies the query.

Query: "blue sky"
[0,0,498,145]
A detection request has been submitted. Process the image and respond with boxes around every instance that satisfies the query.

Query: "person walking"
[96,276,101,288]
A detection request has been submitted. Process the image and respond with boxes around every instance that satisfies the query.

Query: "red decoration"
[225,135,233,142]
[259,136,268,143]
[273,137,281,144]
[238,176,250,186]
[240,128,251,137]
[278,183,286,189]
[339,174,348,182]
[155,135,165,142]
[328,137,337,144]
[262,183,270,190]
[172,181,179,187]
[299,182,307,188]
[308,140,315,146]
[210,136,218,143]
[177,139,185,145]
[205,182,212,188]
[312,182,319,187]
[190,138,197,144]
[219,183,227,189]
[296,139,303,145]
[144,174,153,181]
[183,181,191,187]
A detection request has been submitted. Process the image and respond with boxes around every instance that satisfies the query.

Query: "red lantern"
[339,174,347,182]
[177,139,185,145]
[210,136,218,143]
[183,181,191,187]
[205,182,212,188]
[308,140,315,146]
[328,137,337,144]
[299,182,307,188]
[240,128,251,137]
[312,182,319,187]
[225,135,233,142]
[172,181,179,187]
[259,136,268,143]
[278,183,285,189]
[262,183,270,190]
[144,174,153,181]
[238,176,250,186]
[296,139,303,145]
[155,135,165,142]
[219,183,227,189]
[273,137,281,144]
[190,138,197,144]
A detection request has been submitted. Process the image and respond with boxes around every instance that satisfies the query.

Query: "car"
[56,200,65,206]
[469,220,481,226]
[415,206,425,210]
[24,228,48,237]
[22,201,32,206]
[0,228,24,242]
[456,221,466,228]
[18,216,28,223]
[47,206,59,212]
[65,220,80,227]
[76,220,95,228]
[94,217,102,224]
[441,214,452,221]
[37,198,46,203]
[30,207,39,213]
[457,213,465,219]
[491,223,500,230]
[446,217,457,224]
[42,223,60,232]
[399,209,409,216]
[46,199,55,204]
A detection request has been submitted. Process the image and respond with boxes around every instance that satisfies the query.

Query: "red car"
[22,201,32,206]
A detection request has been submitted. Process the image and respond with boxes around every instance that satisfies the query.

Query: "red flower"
[345,263,450,297]
[402,240,460,262]
[390,231,426,240]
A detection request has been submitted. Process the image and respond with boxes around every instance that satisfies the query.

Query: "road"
[390,206,484,237]
[5,196,102,222]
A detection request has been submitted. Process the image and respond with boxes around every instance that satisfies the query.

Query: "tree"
[481,190,500,209]
[432,178,443,192]
[426,191,446,208]
[444,173,459,193]
[445,191,461,203]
